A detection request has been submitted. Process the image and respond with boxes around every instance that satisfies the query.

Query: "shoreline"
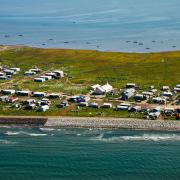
[0,116,180,131]
[1,44,180,54]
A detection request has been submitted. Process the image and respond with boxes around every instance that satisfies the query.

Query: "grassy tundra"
[0,46,180,90]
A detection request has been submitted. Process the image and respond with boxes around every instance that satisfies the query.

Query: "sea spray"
[91,133,180,142]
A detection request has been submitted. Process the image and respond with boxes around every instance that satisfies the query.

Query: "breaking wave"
[91,133,180,142]
[5,131,47,137]
[40,128,56,131]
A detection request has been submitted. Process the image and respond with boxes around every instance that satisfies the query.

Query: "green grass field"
[0,46,179,92]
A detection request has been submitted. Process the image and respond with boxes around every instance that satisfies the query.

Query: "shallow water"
[0,126,180,180]
[0,0,180,52]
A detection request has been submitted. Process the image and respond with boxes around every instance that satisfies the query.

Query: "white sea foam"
[40,128,56,131]
[91,133,180,142]
[5,131,24,136]
[5,131,47,137]
[28,133,47,137]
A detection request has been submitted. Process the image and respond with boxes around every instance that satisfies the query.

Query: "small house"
[174,85,180,92]
[23,99,36,105]
[79,102,88,107]
[161,86,170,91]
[48,93,60,99]
[69,95,90,103]
[24,103,36,110]
[3,69,16,75]
[163,107,175,116]
[0,72,4,76]
[134,94,144,102]
[0,76,8,80]
[1,89,15,95]
[59,100,69,108]
[33,92,46,97]
[149,89,158,93]
[89,102,99,108]
[45,72,56,78]
[174,87,180,92]
[101,103,112,108]
[30,68,41,73]
[40,98,51,106]
[40,75,52,80]
[10,67,20,72]
[161,92,173,98]
[142,91,153,99]
[121,88,135,100]
[24,71,36,76]
[53,70,64,78]
[0,96,9,102]
[116,103,131,111]
[38,105,49,112]
[129,106,141,112]
[149,107,161,120]
[34,78,46,82]
[152,97,166,104]
[126,83,137,89]
[16,90,31,96]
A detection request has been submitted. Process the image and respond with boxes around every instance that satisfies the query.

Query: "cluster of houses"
[0,66,20,80]
[88,82,180,119]
[0,89,61,112]
[33,70,64,82]
[0,74,179,119]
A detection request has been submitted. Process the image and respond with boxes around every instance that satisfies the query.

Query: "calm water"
[0,0,180,52]
[0,127,180,180]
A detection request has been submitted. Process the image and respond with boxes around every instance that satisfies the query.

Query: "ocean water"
[0,127,180,180]
[0,0,180,52]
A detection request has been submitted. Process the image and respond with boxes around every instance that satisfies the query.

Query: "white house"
[93,82,113,95]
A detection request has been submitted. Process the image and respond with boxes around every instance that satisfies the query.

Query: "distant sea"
[0,127,180,180]
[0,0,180,52]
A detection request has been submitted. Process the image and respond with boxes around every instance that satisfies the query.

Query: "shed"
[34,78,46,82]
